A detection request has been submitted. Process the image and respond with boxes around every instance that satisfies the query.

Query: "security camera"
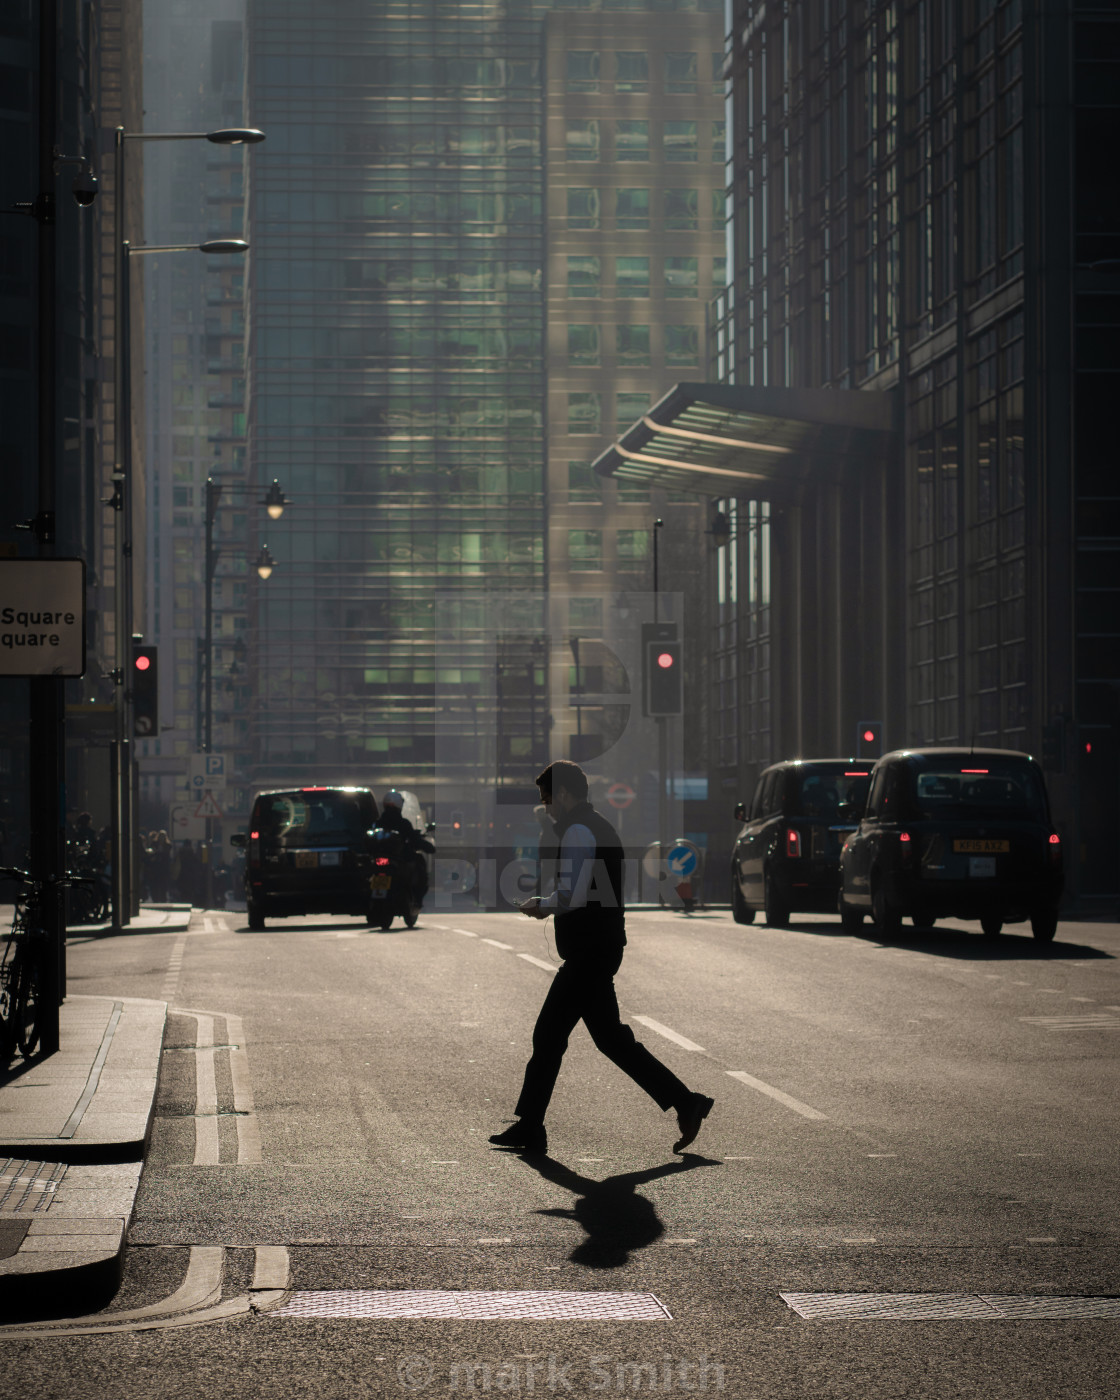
[71,169,99,206]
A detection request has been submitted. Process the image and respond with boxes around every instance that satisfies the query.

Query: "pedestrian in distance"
[489,760,714,1157]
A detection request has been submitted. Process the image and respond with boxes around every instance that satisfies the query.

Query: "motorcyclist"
[377,790,434,902]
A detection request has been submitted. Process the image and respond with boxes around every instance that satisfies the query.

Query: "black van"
[731,759,873,926]
[232,787,380,929]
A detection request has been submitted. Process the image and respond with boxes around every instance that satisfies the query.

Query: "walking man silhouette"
[489,760,713,1156]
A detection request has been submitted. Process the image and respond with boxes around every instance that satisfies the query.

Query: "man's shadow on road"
[510,1152,717,1269]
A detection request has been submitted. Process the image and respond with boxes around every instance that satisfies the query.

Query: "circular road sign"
[667,843,699,878]
[606,782,636,810]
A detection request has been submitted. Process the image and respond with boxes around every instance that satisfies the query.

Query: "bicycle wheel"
[0,953,17,1060]
[14,950,42,1058]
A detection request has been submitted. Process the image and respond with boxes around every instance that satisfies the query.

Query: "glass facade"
[246,0,554,794]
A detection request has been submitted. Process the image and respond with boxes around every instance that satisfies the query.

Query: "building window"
[616,255,650,297]
[568,460,601,503]
[665,51,697,93]
[712,187,726,228]
[567,187,600,229]
[664,120,698,161]
[616,187,650,229]
[665,188,699,230]
[665,256,699,297]
[616,391,649,433]
[568,529,603,571]
[566,120,600,161]
[712,119,725,162]
[713,255,727,287]
[615,120,649,161]
[567,255,600,297]
[617,324,651,366]
[617,528,650,564]
[567,392,601,434]
[568,325,600,366]
[615,50,648,93]
[665,324,699,365]
[566,50,599,92]
[710,49,723,95]
[569,596,603,632]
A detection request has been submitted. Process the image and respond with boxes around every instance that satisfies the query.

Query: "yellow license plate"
[953,839,1009,853]
[369,873,391,891]
[294,851,318,868]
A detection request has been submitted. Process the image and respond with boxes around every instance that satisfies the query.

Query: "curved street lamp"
[255,545,276,581]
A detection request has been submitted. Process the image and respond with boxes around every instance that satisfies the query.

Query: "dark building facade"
[595,0,1120,905]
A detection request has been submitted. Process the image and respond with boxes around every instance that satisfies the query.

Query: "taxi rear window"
[907,762,1048,822]
[255,791,372,847]
[789,768,872,818]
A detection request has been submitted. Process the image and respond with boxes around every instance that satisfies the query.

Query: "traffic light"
[1041,718,1065,771]
[856,720,883,758]
[132,644,159,737]
[646,639,683,716]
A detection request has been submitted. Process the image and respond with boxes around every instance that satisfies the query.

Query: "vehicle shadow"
[511,1152,718,1269]
[781,917,1112,961]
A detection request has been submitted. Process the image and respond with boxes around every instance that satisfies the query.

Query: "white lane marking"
[481,938,514,950]
[867,1153,897,1158]
[518,953,557,974]
[452,927,478,938]
[726,1069,828,1120]
[1069,997,1095,1002]
[631,1015,706,1053]
[160,933,188,1002]
[1027,1237,1058,1244]
[226,1013,262,1164]
[1019,1015,1120,1029]
[842,1237,877,1244]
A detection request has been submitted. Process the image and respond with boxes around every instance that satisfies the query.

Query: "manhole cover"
[270,1290,672,1321]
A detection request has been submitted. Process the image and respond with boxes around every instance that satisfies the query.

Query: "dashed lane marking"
[481,938,514,950]
[1019,1014,1120,1030]
[453,927,479,938]
[726,1070,828,1121]
[631,1016,706,1053]
[518,953,557,974]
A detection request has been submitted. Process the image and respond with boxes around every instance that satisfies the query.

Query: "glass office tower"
[244,0,723,802]
[245,0,551,797]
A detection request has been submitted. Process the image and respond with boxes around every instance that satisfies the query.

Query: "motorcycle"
[366,827,423,930]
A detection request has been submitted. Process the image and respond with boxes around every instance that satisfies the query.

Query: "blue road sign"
[667,844,698,877]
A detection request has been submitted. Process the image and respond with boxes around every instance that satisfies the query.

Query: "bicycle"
[0,867,91,1060]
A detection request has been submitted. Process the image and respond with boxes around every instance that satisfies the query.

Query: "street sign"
[606,782,636,810]
[0,559,86,676]
[169,804,206,841]
[194,791,224,819]
[188,753,226,793]
[666,842,699,878]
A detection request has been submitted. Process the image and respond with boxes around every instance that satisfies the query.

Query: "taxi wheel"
[731,880,756,925]
[763,869,790,928]
[247,901,264,931]
[981,915,1003,937]
[838,892,863,934]
[870,877,901,938]
[404,901,420,929]
[1030,907,1058,943]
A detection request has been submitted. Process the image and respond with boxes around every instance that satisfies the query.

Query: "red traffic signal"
[856,720,883,758]
[646,639,682,716]
[131,644,159,737]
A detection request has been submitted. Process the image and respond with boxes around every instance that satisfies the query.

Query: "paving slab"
[0,994,166,1316]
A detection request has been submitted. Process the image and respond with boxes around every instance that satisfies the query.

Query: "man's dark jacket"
[549,801,626,961]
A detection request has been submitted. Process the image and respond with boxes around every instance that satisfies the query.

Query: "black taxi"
[837,748,1063,941]
[731,759,873,926]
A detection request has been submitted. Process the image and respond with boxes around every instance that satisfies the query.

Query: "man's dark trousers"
[514,942,690,1124]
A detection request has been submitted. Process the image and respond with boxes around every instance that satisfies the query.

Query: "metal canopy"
[591,382,897,500]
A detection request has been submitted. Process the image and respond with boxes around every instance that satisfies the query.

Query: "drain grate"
[0,1158,67,1213]
[781,1293,1120,1320]
[270,1290,672,1321]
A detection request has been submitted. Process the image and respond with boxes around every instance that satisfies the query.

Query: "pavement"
[0,904,192,1317]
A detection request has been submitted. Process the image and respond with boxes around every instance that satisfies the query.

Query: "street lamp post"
[200,479,283,909]
[109,125,263,932]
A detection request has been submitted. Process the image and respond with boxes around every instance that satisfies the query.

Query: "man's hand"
[519,896,548,919]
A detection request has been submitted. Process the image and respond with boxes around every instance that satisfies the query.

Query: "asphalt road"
[6,903,1120,1399]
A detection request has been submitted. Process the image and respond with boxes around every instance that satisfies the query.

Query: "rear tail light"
[786,828,802,858]
[1048,832,1062,862]
[1048,833,1060,844]
[375,856,390,867]
[899,831,911,842]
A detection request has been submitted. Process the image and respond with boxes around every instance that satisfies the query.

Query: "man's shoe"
[672,1093,714,1153]
[488,1120,547,1153]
